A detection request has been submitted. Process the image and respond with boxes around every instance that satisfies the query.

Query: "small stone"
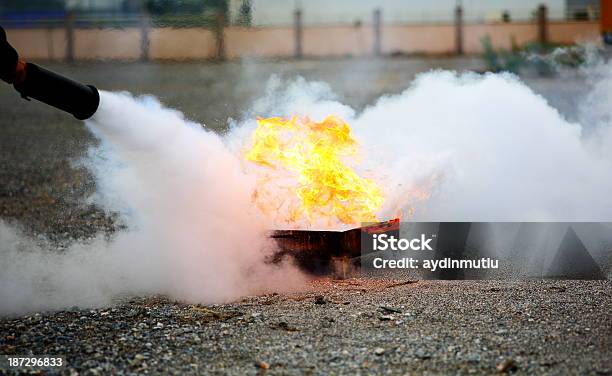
[496,358,517,373]
[415,349,431,360]
[374,347,385,356]
[274,321,299,332]
[256,361,270,369]
[130,354,146,366]
[314,296,327,305]
[126,309,139,318]
[379,306,402,314]
[379,315,393,321]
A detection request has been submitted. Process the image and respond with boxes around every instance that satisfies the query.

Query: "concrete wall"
[384,24,455,54]
[5,21,600,61]
[75,28,141,60]
[225,27,293,58]
[464,23,536,53]
[5,28,66,60]
[303,25,373,56]
[549,21,601,43]
[149,28,216,60]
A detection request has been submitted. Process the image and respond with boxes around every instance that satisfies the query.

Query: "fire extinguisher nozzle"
[13,63,100,120]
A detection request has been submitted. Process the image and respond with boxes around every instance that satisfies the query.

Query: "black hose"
[1,25,100,120]
[14,63,100,120]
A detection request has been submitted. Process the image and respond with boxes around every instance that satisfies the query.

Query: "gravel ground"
[0,279,610,375]
[0,59,609,375]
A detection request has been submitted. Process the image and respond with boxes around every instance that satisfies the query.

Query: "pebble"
[497,358,517,373]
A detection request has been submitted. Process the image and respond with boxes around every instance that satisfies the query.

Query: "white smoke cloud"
[232,64,612,223]
[0,91,306,317]
[1,58,612,316]
[355,69,612,221]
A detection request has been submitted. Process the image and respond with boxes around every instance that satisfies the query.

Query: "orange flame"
[245,115,383,225]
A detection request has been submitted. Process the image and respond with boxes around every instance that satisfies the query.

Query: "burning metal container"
[270,219,399,276]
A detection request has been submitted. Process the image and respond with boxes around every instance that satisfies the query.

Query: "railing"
[0,6,601,30]
[1,5,602,62]
[0,11,224,29]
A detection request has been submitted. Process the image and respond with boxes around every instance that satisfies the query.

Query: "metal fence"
[0,11,225,29]
[0,4,601,30]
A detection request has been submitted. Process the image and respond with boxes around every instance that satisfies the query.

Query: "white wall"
[249,0,566,26]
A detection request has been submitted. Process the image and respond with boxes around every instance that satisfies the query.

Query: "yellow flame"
[244,115,383,225]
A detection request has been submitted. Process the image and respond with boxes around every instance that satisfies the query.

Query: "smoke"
[1,57,611,316]
[0,91,305,317]
[357,69,612,221]
[232,61,612,223]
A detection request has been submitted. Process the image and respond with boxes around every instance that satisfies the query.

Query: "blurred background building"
[0,0,608,61]
[566,0,600,19]
[0,0,603,25]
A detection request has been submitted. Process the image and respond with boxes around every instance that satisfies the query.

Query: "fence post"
[294,9,302,59]
[139,9,150,61]
[373,8,381,56]
[65,10,75,62]
[46,27,55,60]
[454,5,463,55]
[214,10,226,60]
[537,4,548,45]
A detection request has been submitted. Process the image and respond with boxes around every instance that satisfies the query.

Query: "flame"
[244,115,384,225]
